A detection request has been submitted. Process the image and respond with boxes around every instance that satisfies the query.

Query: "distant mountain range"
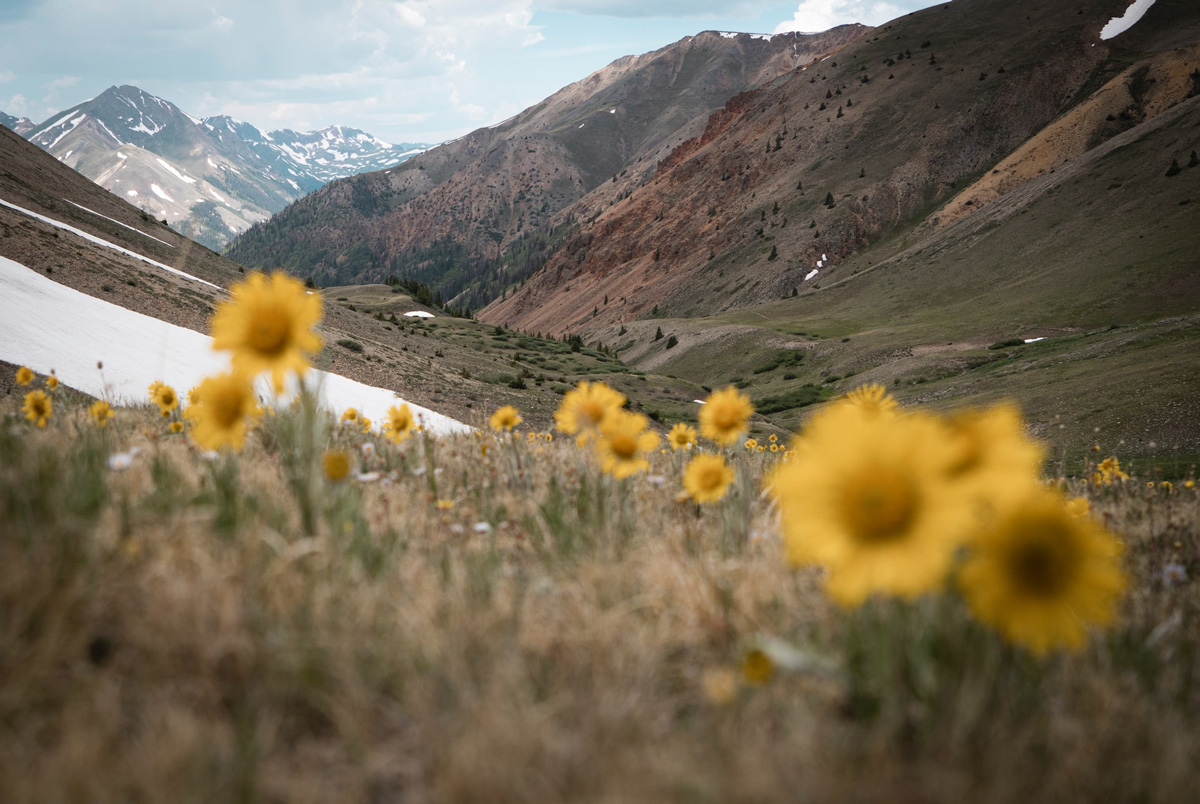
[2,86,428,250]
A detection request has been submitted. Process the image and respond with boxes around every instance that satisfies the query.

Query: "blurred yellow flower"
[595,409,658,479]
[341,407,359,424]
[23,390,52,427]
[555,381,625,436]
[168,421,185,434]
[769,405,974,606]
[211,271,323,391]
[45,374,59,390]
[15,365,34,386]
[768,433,778,443]
[698,386,754,446]
[1092,456,1128,485]
[385,403,416,444]
[360,416,372,434]
[668,422,696,451]
[323,450,351,482]
[89,399,115,428]
[683,453,734,504]
[490,404,523,432]
[741,648,774,685]
[842,383,897,417]
[1065,497,1090,518]
[744,438,758,450]
[184,371,261,451]
[942,403,1045,510]
[958,488,1125,655]
[435,499,455,510]
[151,382,179,416]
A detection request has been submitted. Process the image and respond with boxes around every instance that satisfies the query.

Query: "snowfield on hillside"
[0,255,470,435]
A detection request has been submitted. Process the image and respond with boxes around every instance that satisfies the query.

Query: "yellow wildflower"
[341,407,359,424]
[151,382,179,417]
[89,400,115,428]
[698,386,754,446]
[594,409,659,479]
[169,421,184,434]
[323,450,351,482]
[15,365,35,386]
[555,381,625,436]
[490,404,523,432]
[45,374,59,390]
[958,488,1126,655]
[384,403,416,444]
[184,371,261,451]
[769,404,975,606]
[23,390,52,427]
[668,422,697,451]
[741,648,774,685]
[683,453,734,504]
[210,271,323,391]
[744,438,758,450]
[841,383,897,417]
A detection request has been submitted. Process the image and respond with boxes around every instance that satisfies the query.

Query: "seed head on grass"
[89,400,115,428]
[490,405,522,432]
[594,409,659,479]
[385,404,416,444]
[23,389,52,428]
[210,270,323,392]
[668,423,697,451]
[683,454,734,503]
[770,405,974,606]
[184,371,261,451]
[15,365,34,385]
[698,386,754,446]
[958,488,1126,655]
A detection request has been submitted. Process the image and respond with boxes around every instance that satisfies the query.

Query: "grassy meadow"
[3,364,1200,802]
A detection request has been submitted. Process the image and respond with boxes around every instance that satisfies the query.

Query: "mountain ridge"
[223,27,871,306]
[15,85,429,250]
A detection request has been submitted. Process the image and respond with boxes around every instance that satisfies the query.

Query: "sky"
[1,0,943,145]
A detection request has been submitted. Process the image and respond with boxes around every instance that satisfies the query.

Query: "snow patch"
[126,190,138,197]
[804,269,819,281]
[66,200,175,247]
[0,255,470,435]
[156,158,197,184]
[150,184,174,202]
[0,197,218,289]
[1100,0,1157,40]
[47,114,87,149]
[1023,337,1045,344]
[404,311,435,319]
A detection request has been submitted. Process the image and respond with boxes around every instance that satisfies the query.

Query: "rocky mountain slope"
[224,27,869,305]
[482,0,1200,337]
[18,85,427,251]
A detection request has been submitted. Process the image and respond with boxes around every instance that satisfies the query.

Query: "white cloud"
[0,71,14,83]
[46,75,81,90]
[5,93,28,114]
[774,0,912,33]
[537,0,762,17]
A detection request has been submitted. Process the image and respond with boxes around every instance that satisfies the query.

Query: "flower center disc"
[249,309,289,355]
[841,469,918,544]
[1006,521,1077,597]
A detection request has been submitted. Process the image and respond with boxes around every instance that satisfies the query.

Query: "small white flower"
[1163,562,1188,588]
[473,521,492,534]
[360,442,376,458]
[647,474,667,486]
[200,450,219,462]
[356,471,381,483]
[107,452,134,471]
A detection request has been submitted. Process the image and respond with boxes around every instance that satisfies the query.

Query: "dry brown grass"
[2,390,1199,803]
